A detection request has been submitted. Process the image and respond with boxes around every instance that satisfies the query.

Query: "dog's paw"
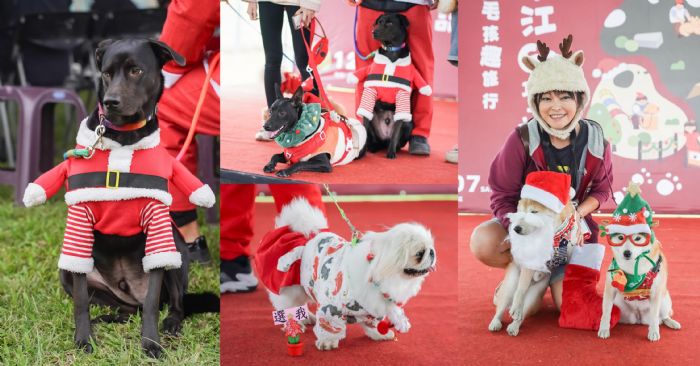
[162,316,182,336]
[597,327,610,339]
[648,327,661,342]
[315,338,339,351]
[663,318,681,330]
[142,338,164,358]
[386,150,397,159]
[263,164,276,173]
[506,322,521,336]
[276,169,292,178]
[75,338,93,353]
[509,307,523,321]
[393,317,411,333]
[488,318,502,332]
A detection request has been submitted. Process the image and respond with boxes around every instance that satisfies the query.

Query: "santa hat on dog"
[520,171,574,213]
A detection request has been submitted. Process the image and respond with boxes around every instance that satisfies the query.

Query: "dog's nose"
[429,249,435,258]
[513,225,522,234]
[623,250,632,259]
[103,97,121,109]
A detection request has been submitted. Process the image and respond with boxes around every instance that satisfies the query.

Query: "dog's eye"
[415,249,425,259]
[279,111,287,117]
[102,72,111,79]
[530,210,538,214]
[129,67,143,77]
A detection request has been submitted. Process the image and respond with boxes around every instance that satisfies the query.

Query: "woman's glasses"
[606,232,651,247]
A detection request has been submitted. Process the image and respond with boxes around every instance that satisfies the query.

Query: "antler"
[536,40,549,62]
[559,34,573,59]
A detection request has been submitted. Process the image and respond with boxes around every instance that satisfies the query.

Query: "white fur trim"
[277,246,306,272]
[347,73,359,84]
[275,197,327,237]
[373,53,411,67]
[107,148,134,172]
[142,251,182,272]
[357,107,373,120]
[419,85,432,96]
[58,254,94,274]
[394,112,412,122]
[65,187,172,206]
[23,182,46,207]
[569,243,605,270]
[362,80,412,93]
[520,185,565,213]
[76,118,160,150]
[189,184,215,208]
[605,224,651,235]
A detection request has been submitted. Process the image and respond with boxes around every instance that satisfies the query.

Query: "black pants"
[258,2,311,107]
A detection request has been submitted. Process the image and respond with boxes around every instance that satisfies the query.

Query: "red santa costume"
[157,0,220,213]
[353,53,432,122]
[22,119,216,274]
[354,2,434,138]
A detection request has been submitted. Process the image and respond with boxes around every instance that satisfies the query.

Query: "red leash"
[300,18,333,112]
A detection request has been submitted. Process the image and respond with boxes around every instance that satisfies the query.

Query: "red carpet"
[220,89,457,184]
[221,201,458,365]
[459,214,699,364]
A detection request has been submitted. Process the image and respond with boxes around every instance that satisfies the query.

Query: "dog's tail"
[184,292,220,316]
[275,197,328,237]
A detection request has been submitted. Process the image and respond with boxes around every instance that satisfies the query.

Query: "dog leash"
[323,183,360,246]
[175,51,220,161]
[301,18,334,111]
[352,4,376,61]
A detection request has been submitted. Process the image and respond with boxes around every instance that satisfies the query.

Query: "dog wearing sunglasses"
[598,184,681,342]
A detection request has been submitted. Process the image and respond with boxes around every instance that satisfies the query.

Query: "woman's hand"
[295,8,316,28]
[247,1,258,21]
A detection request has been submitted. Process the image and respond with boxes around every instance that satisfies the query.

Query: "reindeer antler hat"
[523,34,590,140]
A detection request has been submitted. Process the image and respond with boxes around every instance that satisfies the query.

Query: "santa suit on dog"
[354,53,432,122]
[22,120,215,274]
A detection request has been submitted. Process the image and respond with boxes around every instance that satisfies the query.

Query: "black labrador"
[365,13,413,159]
[59,39,218,358]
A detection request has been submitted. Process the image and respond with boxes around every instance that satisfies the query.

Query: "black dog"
[58,39,218,358]
[263,86,367,177]
[364,13,413,159]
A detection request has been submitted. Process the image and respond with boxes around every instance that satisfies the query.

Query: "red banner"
[317,2,457,98]
[459,0,700,214]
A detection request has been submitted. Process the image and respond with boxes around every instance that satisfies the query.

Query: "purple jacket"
[488,119,613,242]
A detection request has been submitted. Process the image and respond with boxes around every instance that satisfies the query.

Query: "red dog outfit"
[354,53,432,122]
[23,120,215,273]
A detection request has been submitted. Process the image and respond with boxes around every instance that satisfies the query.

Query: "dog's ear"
[148,40,186,67]
[292,86,304,107]
[397,14,409,28]
[274,82,283,100]
[374,14,384,26]
[95,39,116,70]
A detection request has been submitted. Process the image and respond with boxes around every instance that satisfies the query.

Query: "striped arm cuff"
[58,254,94,274]
[142,251,182,273]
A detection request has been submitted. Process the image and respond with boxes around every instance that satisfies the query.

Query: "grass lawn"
[0,185,220,365]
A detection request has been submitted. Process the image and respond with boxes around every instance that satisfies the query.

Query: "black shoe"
[409,135,431,156]
[187,236,212,265]
[220,256,258,293]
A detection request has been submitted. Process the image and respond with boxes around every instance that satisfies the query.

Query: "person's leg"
[469,218,511,268]
[354,6,383,118]
[403,5,434,154]
[158,55,220,263]
[220,184,259,293]
[259,2,286,107]
[285,6,311,82]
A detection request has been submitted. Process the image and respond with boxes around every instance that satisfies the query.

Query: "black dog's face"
[263,86,303,138]
[95,39,184,126]
[372,13,409,46]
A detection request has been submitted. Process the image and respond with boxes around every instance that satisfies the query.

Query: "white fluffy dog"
[266,198,436,350]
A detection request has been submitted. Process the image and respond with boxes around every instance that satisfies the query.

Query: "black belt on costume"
[68,171,168,191]
[366,74,411,87]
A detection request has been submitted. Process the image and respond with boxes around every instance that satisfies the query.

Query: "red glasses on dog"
[606,232,651,246]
